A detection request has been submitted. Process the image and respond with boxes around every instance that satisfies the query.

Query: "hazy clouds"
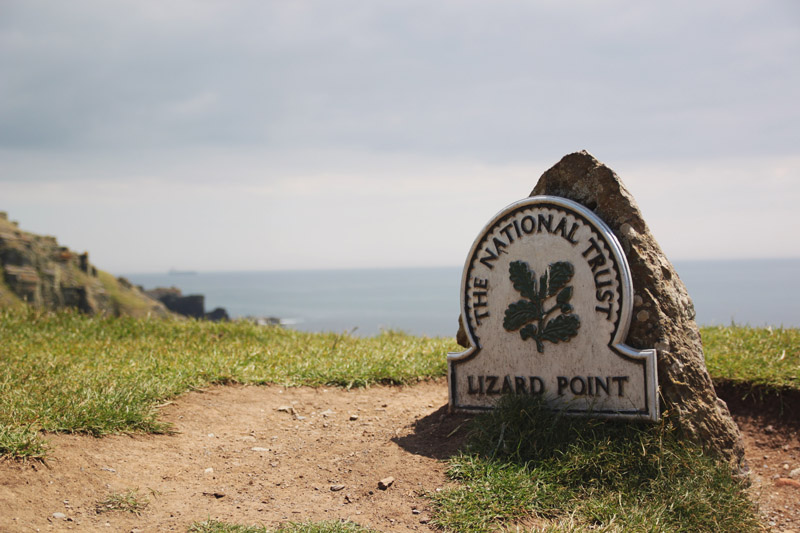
[2,1,798,271]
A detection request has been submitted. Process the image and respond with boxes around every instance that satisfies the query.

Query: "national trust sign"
[449,196,659,421]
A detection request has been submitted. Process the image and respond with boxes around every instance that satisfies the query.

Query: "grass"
[0,309,455,459]
[428,394,761,533]
[0,311,794,531]
[0,424,48,460]
[96,270,161,317]
[95,488,150,515]
[702,325,800,391]
[0,266,25,310]
[188,520,379,533]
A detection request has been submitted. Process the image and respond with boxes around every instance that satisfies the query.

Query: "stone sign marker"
[453,151,745,469]
[449,196,659,420]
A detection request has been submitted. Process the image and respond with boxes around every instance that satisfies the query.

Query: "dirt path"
[1,380,797,532]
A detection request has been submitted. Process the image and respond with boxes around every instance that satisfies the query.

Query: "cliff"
[144,286,230,321]
[0,212,171,318]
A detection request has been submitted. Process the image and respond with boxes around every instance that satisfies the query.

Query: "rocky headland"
[0,212,229,321]
[0,212,172,317]
[143,286,230,321]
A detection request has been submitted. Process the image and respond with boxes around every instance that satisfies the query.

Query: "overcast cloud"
[1,1,798,272]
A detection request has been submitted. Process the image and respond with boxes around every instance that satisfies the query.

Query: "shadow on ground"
[392,405,474,460]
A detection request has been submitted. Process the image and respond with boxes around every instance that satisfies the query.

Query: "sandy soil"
[720,385,800,533]
[1,380,797,532]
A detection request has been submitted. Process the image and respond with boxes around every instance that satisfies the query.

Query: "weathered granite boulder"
[538,151,744,466]
[456,151,745,469]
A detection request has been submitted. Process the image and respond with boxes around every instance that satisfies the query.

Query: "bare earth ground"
[1,380,798,533]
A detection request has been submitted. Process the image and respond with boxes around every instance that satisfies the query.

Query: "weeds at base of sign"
[428,394,760,533]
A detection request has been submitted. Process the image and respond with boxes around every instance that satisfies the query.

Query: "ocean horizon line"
[119,256,800,278]
[123,258,800,335]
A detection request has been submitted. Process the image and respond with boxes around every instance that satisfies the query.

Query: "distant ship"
[168,269,198,276]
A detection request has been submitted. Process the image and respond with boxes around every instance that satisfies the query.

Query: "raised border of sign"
[448,195,659,421]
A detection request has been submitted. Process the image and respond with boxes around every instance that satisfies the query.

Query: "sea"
[122,258,800,337]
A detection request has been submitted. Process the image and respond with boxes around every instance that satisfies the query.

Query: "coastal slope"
[0,212,170,318]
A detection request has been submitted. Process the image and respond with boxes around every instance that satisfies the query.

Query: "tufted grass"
[188,520,378,533]
[0,311,786,531]
[428,394,761,533]
[702,325,800,391]
[0,309,455,459]
[1,310,796,460]
[95,488,150,515]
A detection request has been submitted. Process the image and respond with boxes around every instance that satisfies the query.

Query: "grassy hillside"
[0,213,170,317]
[0,310,455,458]
[2,312,795,531]
[2,311,797,460]
[0,264,25,310]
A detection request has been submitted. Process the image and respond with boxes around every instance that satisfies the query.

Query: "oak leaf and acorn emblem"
[503,260,581,353]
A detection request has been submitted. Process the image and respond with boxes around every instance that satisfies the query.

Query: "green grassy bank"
[703,324,800,391]
[0,309,456,459]
[430,394,762,532]
[1,310,797,531]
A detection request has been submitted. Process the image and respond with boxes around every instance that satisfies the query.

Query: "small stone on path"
[52,512,66,520]
[378,476,395,490]
[330,484,345,492]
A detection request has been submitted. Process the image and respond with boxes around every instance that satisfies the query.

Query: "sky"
[1,1,798,274]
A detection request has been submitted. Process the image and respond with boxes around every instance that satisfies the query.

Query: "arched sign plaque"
[449,196,659,421]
